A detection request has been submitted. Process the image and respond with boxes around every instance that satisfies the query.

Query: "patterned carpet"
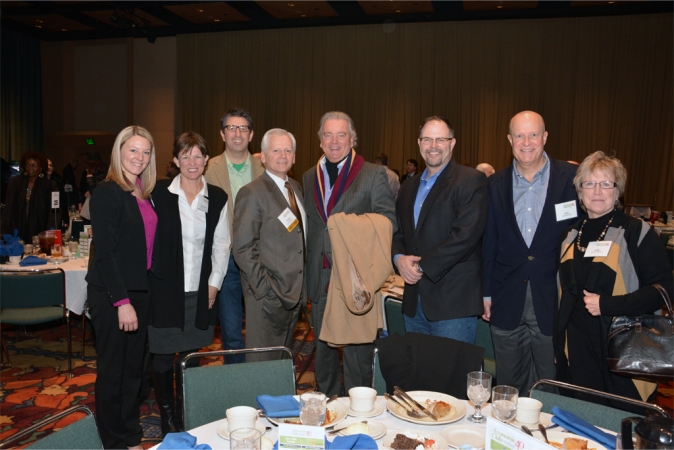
[1,317,672,448]
[0,318,317,448]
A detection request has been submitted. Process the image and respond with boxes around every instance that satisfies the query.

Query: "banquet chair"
[529,379,670,433]
[181,346,296,430]
[0,405,102,449]
[371,347,387,395]
[0,268,72,377]
[384,298,406,336]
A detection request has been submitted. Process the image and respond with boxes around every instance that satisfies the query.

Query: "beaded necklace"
[576,211,615,252]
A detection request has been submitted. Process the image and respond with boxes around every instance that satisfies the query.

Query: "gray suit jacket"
[204,152,265,231]
[232,172,306,310]
[302,160,397,303]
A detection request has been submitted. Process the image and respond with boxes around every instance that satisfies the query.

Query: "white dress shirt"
[168,175,231,292]
[266,170,307,239]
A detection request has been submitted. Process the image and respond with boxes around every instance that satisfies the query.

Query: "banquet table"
[151,395,613,449]
[0,257,88,315]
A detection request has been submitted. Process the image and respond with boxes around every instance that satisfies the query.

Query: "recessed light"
[395,9,401,13]
[288,3,294,6]
[214,19,220,22]
[197,9,203,13]
[497,5,503,8]
[62,28,68,31]
[301,14,306,17]
[35,25,42,28]
[36,19,43,23]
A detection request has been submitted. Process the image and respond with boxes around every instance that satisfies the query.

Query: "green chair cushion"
[1,307,64,325]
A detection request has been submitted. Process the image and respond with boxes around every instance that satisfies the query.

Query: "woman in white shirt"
[148,132,230,435]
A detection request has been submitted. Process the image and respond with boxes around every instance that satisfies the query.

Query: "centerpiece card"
[485,417,553,449]
[278,424,325,450]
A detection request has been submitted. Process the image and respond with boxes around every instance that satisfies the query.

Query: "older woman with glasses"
[555,151,672,402]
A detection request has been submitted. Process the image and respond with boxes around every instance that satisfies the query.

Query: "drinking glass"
[300,391,327,426]
[230,428,261,450]
[51,244,62,258]
[467,371,491,423]
[492,385,518,422]
[32,236,40,253]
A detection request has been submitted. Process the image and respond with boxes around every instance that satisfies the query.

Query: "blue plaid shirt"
[512,153,550,248]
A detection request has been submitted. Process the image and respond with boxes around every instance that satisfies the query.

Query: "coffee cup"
[349,386,377,412]
[226,406,258,431]
[9,255,22,264]
[516,397,542,424]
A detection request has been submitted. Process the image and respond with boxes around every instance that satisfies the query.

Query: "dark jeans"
[218,253,245,364]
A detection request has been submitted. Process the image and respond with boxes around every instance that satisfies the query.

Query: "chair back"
[384,298,406,336]
[371,347,387,395]
[181,347,296,430]
[0,405,101,449]
[475,318,497,379]
[529,379,670,433]
[0,269,66,309]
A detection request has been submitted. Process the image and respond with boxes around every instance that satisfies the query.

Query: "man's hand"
[117,303,138,331]
[482,300,491,321]
[396,255,423,285]
[208,286,218,309]
[583,290,601,316]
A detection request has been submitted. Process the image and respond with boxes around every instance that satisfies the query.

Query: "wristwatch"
[413,262,423,273]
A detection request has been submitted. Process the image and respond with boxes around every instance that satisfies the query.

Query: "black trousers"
[88,286,149,449]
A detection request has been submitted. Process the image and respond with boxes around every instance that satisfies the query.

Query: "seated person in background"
[555,151,673,403]
[401,158,418,183]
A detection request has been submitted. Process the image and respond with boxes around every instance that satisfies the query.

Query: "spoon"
[538,423,550,444]
[326,394,339,404]
[521,425,535,437]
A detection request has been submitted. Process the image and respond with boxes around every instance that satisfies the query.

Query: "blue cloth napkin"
[3,231,21,244]
[19,256,47,266]
[272,434,377,450]
[551,406,616,449]
[257,394,300,418]
[158,432,211,450]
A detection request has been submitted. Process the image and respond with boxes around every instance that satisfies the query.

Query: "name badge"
[279,208,299,232]
[51,191,60,209]
[555,200,578,221]
[64,183,73,193]
[197,196,209,213]
[278,424,325,450]
[585,241,612,257]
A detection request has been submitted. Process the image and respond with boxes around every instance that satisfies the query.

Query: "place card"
[485,416,553,449]
[278,424,325,450]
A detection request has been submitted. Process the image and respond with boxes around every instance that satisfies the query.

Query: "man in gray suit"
[205,108,265,364]
[233,129,306,362]
[303,111,396,396]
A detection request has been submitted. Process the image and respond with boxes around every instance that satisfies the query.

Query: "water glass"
[492,385,518,423]
[467,371,491,423]
[300,391,327,426]
[230,428,261,450]
[51,244,62,258]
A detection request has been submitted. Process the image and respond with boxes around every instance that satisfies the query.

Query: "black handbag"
[607,284,674,382]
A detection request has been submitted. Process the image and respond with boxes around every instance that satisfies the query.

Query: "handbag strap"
[653,284,673,317]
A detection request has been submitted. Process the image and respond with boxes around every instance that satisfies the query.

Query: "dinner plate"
[267,400,347,428]
[3,261,20,266]
[383,429,448,450]
[534,430,608,450]
[216,419,266,440]
[332,418,386,440]
[385,390,466,425]
[440,424,486,449]
[346,401,385,418]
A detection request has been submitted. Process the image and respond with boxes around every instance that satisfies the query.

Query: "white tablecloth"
[152,396,564,449]
[1,258,88,315]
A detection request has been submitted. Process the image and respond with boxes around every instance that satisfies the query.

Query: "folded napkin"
[273,435,377,450]
[3,231,21,244]
[158,432,211,450]
[257,394,300,418]
[551,406,616,449]
[19,256,47,266]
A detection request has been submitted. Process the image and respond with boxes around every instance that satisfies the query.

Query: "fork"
[384,393,423,418]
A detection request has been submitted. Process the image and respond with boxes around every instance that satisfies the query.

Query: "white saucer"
[332,418,387,440]
[346,402,385,418]
[217,420,266,440]
[510,413,552,429]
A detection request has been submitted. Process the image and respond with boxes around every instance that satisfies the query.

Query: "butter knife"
[393,386,438,421]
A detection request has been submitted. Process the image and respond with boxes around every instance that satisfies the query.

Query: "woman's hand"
[208,286,218,309]
[118,303,138,331]
[583,290,602,316]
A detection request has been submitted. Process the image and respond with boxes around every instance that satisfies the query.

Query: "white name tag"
[278,424,325,450]
[51,191,60,209]
[279,208,299,232]
[585,241,612,257]
[197,196,209,213]
[555,200,578,221]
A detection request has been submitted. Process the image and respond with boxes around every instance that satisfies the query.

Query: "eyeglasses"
[419,137,454,146]
[580,181,617,189]
[223,124,250,133]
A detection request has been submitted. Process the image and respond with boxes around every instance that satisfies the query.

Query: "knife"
[394,386,438,421]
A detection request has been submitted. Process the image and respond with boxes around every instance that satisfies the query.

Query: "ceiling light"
[197,9,203,12]
[214,19,220,22]
[497,5,503,8]
[36,19,43,23]
[395,9,401,13]
[288,3,294,6]
[301,14,306,17]
[62,28,68,31]
[35,25,41,28]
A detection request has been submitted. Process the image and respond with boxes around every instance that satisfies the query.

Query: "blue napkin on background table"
[19,256,47,266]
[158,432,211,450]
[551,406,616,449]
[272,434,377,450]
[257,394,300,417]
